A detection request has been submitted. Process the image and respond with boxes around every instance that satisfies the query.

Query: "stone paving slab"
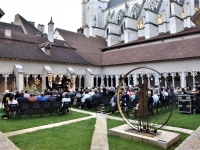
[175,126,200,150]
[90,113,109,150]
[0,132,19,150]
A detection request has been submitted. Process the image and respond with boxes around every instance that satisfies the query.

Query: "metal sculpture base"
[108,124,180,149]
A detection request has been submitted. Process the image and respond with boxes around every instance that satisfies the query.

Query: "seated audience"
[17,92,28,104]
[24,90,30,98]
[28,93,37,102]
[37,92,47,102]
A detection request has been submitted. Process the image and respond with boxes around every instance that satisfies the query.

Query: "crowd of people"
[2,81,200,117]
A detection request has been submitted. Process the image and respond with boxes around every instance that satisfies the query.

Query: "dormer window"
[39,42,52,55]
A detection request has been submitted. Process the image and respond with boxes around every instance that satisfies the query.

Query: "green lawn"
[107,118,189,150]
[9,119,96,150]
[0,109,90,133]
[109,109,200,130]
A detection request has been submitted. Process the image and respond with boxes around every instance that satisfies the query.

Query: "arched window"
[137,17,144,29]
[182,8,185,18]
[158,12,162,24]
[116,10,124,24]
[131,4,141,19]
[195,0,199,13]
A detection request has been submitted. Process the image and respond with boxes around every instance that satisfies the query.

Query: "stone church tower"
[81,0,200,47]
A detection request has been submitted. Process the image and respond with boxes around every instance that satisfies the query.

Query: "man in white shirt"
[152,91,159,106]
[80,90,90,108]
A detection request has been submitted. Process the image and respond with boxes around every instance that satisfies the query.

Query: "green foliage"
[23,85,43,93]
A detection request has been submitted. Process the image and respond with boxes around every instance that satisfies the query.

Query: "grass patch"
[9,118,96,150]
[108,109,200,130]
[107,118,189,150]
[0,109,90,133]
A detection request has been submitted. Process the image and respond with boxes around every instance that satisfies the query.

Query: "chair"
[62,102,72,114]
[8,104,20,118]
[29,101,42,117]
[39,101,52,116]
[76,97,82,107]
[90,97,100,110]
[51,101,61,113]
[18,102,30,116]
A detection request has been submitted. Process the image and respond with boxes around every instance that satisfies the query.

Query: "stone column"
[106,75,109,87]
[170,72,176,88]
[71,74,76,91]
[191,71,197,88]
[179,71,188,88]
[2,74,9,92]
[133,74,138,86]
[153,73,160,87]
[25,74,29,89]
[146,73,151,87]
[128,75,130,86]
[100,75,104,86]
[140,73,144,84]
[95,76,98,87]
[162,72,168,88]
[78,75,82,89]
[121,75,125,86]
[110,75,113,87]
[115,74,120,87]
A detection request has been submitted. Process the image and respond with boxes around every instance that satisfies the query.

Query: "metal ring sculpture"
[117,67,174,132]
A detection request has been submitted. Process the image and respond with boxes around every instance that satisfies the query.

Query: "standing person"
[191,81,200,112]
[8,94,18,117]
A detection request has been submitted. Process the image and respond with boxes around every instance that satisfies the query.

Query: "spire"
[48,17,54,25]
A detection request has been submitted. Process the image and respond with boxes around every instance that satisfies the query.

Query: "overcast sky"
[0,0,82,32]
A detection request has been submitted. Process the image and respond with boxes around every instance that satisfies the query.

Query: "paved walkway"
[0,107,199,150]
[175,126,200,150]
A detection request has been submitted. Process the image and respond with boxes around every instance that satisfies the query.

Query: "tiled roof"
[56,28,107,65]
[107,0,127,9]
[0,29,68,48]
[17,14,43,35]
[0,30,90,65]
[102,27,200,51]
[102,36,200,66]
[0,22,24,33]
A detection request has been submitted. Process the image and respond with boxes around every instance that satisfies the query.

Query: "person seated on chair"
[24,90,30,99]
[80,90,90,108]
[28,93,37,102]
[2,90,10,110]
[8,94,18,117]
[17,91,28,104]
[130,100,139,117]
[60,93,71,114]
[109,93,117,114]
[73,90,82,106]
[152,91,159,106]
[37,92,47,102]
[89,90,100,109]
